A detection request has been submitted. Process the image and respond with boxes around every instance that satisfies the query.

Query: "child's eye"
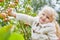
[46,16,49,19]
[42,14,45,16]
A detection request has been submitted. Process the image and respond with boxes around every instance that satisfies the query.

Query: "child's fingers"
[6,8,13,16]
[6,8,12,13]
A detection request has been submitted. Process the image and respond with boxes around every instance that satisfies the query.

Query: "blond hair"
[38,6,60,38]
[55,21,60,38]
[38,6,59,20]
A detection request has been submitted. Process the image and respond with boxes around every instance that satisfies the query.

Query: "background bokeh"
[0,0,60,40]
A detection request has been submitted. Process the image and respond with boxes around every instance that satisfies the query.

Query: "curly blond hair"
[38,6,60,38]
[38,6,59,21]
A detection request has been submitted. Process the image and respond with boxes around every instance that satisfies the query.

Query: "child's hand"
[6,8,16,18]
[6,8,12,16]
[0,13,8,19]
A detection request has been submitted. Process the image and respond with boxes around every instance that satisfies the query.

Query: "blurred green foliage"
[8,32,24,40]
[0,24,11,40]
[0,0,60,40]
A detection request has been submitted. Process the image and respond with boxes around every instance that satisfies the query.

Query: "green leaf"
[8,32,24,40]
[0,24,12,40]
[0,2,4,6]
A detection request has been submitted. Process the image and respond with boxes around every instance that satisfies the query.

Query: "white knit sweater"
[15,13,58,40]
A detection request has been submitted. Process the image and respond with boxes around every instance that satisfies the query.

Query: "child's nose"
[42,16,46,19]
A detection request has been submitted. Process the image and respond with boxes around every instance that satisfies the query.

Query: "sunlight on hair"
[38,6,59,20]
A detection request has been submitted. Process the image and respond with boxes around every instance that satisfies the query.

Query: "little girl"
[6,6,60,40]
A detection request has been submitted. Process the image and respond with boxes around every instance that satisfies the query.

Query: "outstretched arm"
[15,13,34,25]
[6,8,34,25]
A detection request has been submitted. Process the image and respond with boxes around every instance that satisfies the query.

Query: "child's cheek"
[45,19,50,23]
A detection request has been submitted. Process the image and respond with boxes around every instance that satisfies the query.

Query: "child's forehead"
[43,9,52,14]
[42,10,53,17]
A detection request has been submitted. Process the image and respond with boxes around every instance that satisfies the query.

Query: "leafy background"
[0,0,60,40]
